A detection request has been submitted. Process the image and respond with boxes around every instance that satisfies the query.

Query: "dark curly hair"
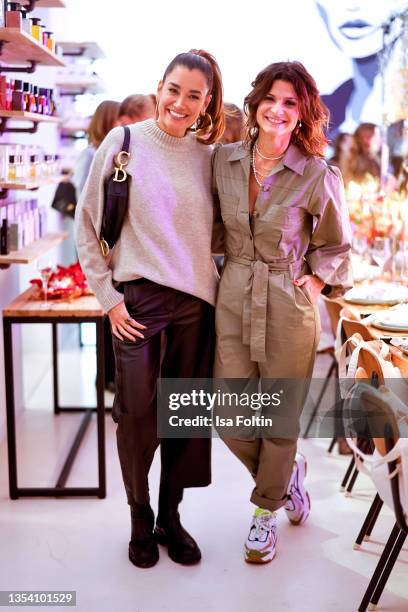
[244,61,329,157]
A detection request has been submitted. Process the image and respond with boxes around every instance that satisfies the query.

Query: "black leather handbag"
[51,180,77,219]
[99,126,131,257]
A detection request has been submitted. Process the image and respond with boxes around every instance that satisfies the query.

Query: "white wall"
[51,0,351,112]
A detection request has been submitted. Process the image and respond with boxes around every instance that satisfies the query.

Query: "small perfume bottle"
[30,18,42,42]
[8,154,17,180]
[29,154,39,179]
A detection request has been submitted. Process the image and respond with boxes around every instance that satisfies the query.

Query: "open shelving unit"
[0,175,64,200]
[0,110,60,134]
[57,41,105,60]
[0,27,66,71]
[56,77,106,96]
[20,0,66,8]
[0,231,68,265]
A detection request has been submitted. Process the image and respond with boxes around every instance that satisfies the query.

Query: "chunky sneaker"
[284,452,311,525]
[244,508,277,564]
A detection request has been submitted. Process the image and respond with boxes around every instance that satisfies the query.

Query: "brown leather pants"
[112,279,214,506]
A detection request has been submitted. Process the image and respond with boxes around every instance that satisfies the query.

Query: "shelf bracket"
[0,188,9,200]
[63,47,87,58]
[61,132,86,140]
[59,89,87,97]
[0,58,37,74]
[22,0,37,12]
[0,264,11,270]
[0,117,39,135]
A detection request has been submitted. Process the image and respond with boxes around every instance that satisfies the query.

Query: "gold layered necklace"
[251,141,287,188]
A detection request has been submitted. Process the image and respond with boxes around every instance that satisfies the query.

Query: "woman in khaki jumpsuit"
[213,61,352,563]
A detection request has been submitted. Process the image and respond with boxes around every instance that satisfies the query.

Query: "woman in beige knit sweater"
[75,50,224,569]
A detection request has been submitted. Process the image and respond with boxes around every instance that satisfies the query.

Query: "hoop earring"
[196,112,213,136]
[249,125,259,140]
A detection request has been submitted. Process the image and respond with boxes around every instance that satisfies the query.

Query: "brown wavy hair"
[87,100,120,148]
[162,49,225,145]
[244,61,329,157]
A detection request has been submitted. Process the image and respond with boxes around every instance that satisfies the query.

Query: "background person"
[221,102,245,144]
[348,122,382,182]
[329,131,355,185]
[117,93,156,125]
[72,100,120,196]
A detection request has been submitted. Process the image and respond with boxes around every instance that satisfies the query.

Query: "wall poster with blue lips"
[314,0,408,140]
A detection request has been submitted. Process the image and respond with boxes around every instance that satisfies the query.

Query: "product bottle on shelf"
[45,32,55,53]
[0,76,7,110]
[5,3,22,29]
[6,78,14,110]
[8,154,17,181]
[29,84,37,113]
[23,82,31,112]
[17,155,24,180]
[32,85,39,111]
[0,216,10,255]
[21,10,31,35]
[37,88,46,114]
[29,154,39,179]
[11,79,24,111]
[30,18,42,42]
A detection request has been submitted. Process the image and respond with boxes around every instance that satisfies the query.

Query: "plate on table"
[371,306,408,332]
[344,283,408,306]
[351,259,381,283]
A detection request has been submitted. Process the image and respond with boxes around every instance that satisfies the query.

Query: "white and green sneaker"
[284,452,311,525]
[244,508,277,564]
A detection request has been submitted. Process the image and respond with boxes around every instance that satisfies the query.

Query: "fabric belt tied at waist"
[227,254,300,363]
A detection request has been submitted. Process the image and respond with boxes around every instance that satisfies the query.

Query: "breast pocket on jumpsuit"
[219,193,243,254]
[257,204,305,252]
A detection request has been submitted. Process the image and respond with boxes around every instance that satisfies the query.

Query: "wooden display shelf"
[56,78,106,95]
[0,231,68,265]
[0,28,66,67]
[0,110,60,123]
[20,0,66,7]
[57,41,105,60]
[0,175,64,191]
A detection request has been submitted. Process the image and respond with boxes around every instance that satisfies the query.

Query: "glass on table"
[369,237,391,272]
[36,258,53,304]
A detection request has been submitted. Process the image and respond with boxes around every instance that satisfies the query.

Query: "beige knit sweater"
[75,119,219,313]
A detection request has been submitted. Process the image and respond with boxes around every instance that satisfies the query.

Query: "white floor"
[1,342,408,612]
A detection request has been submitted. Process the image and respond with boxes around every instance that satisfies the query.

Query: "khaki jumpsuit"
[213,142,352,511]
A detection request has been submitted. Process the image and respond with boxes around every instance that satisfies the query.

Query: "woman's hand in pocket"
[293,274,325,304]
[108,301,147,341]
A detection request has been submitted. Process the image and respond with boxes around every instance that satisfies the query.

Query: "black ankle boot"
[129,503,159,568]
[155,486,201,565]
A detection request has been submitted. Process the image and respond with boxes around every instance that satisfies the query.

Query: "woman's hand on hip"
[108,301,147,341]
[293,274,325,304]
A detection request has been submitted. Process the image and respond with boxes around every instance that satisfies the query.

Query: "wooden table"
[2,287,106,499]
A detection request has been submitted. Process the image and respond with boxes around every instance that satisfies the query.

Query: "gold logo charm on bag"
[99,238,110,257]
[113,150,130,183]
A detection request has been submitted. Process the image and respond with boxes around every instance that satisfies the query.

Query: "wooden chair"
[346,382,408,611]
